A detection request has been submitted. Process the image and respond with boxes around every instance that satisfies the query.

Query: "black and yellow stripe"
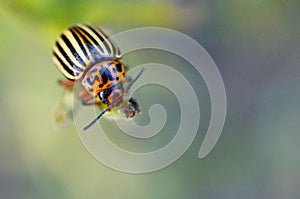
[52,24,122,80]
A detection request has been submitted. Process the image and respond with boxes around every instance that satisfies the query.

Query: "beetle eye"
[98,87,112,104]
[99,91,104,101]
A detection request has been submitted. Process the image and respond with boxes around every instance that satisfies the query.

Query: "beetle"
[52,24,143,130]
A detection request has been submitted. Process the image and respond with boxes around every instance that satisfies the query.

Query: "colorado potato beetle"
[52,24,143,130]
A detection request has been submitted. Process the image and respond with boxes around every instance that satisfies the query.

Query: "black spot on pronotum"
[99,83,104,88]
[106,70,114,80]
[101,71,108,84]
[93,75,99,82]
[116,63,122,72]
[86,78,92,85]
[100,67,115,82]
[86,75,100,85]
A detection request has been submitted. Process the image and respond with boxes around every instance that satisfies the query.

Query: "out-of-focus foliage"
[1,0,300,198]
[3,0,178,25]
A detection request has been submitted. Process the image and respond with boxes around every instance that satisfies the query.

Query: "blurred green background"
[1,0,300,198]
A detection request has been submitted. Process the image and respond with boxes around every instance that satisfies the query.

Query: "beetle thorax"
[81,60,126,97]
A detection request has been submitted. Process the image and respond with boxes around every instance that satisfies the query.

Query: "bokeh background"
[1,0,300,198]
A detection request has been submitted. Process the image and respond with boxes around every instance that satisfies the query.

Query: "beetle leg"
[78,90,101,106]
[59,79,75,90]
[110,92,124,107]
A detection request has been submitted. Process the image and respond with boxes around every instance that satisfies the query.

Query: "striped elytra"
[52,24,122,80]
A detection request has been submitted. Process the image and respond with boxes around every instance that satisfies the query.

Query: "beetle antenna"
[125,68,145,93]
[83,108,109,131]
